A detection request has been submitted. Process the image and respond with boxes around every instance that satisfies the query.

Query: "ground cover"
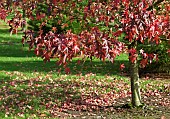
[0,20,170,119]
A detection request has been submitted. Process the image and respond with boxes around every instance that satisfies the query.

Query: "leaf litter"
[0,71,170,118]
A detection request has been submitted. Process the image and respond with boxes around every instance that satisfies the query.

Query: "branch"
[147,0,164,10]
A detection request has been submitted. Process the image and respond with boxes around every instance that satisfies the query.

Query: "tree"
[116,0,169,106]
[0,0,169,107]
[0,1,8,21]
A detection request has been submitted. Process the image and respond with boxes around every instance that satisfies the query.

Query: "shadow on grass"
[0,28,10,34]
[0,77,82,117]
[0,75,131,118]
[0,27,23,35]
[0,44,35,57]
[0,59,129,76]
[0,36,22,43]
[0,42,129,76]
[0,29,23,43]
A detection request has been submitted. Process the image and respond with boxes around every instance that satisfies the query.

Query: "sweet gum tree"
[0,0,169,107]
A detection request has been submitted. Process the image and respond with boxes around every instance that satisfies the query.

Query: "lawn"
[0,20,170,119]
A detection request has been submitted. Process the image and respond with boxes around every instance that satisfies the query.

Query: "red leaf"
[77,60,81,65]
[65,67,70,74]
[34,48,39,56]
[58,68,61,73]
[52,0,57,5]
[129,55,137,63]
[120,64,125,70]
[154,35,160,44]
[128,48,136,55]
[10,81,16,87]
[113,30,122,37]
[167,49,170,53]
[43,52,50,63]
[140,58,148,68]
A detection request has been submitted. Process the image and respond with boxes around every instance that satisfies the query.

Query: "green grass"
[0,20,170,118]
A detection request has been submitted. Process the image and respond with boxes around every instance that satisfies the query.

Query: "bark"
[129,41,142,107]
[130,59,142,106]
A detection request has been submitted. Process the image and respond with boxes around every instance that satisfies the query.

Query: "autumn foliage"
[0,1,169,68]
[24,1,169,68]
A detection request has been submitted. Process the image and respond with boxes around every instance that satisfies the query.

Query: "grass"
[0,20,170,118]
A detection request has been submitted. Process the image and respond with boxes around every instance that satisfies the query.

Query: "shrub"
[140,40,170,74]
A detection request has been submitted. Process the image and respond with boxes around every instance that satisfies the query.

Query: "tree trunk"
[130,59,142,107]
[129,41,142,107]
